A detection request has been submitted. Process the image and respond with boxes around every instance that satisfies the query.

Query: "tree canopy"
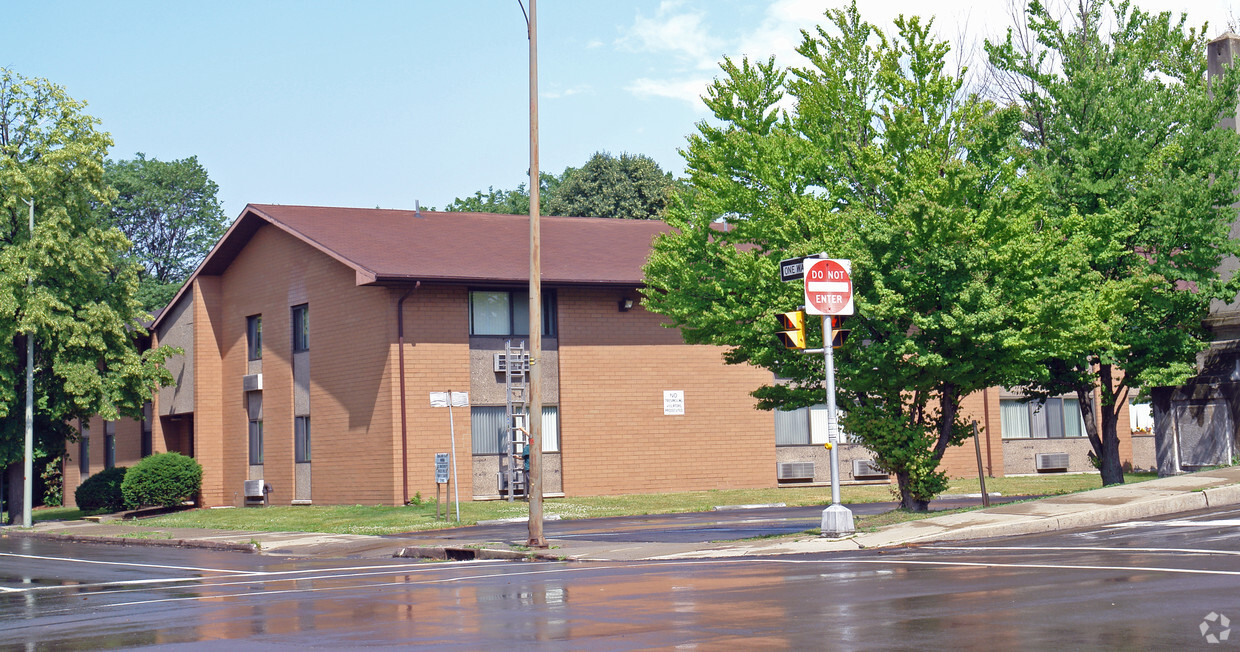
[97,153,228,311]
[987,0,1240,484]
[0,68,173,522]
[643,4,1059,509]
[443,152,675,219]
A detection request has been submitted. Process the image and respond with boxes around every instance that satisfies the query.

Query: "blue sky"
[8,0,1237,219]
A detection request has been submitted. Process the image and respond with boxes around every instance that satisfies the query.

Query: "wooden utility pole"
[523,0,547,549]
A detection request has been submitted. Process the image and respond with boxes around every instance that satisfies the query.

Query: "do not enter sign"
[804,258,854,315]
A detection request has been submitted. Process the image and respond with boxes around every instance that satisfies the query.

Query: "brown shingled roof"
[155,203,669,330]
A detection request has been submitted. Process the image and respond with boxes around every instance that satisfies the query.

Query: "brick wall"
[206,225,402,506]
[556,288,775,495]
[61,415,146,508]
[395,285,473,504]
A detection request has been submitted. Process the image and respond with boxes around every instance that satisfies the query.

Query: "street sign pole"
[823,314,842,508]
[803,257,855,538]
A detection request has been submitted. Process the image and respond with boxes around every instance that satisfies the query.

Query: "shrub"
[75,466,129,512]
[121,452,202,509]
[41,456,63,507]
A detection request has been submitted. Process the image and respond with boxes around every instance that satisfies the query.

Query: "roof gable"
[153,203,670,330]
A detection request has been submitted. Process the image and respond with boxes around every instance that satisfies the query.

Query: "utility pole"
[521,0,547,549]
[22,199,34,528]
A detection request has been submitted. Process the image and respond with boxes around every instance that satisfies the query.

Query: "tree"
[98,154,228,311]
[546,152,675,219]
[987,0,1240,485]
[642,4,1054,510]
[0,68,174,524]
[443,153,675,219]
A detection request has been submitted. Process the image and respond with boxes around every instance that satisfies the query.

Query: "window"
[140,401,153,458]
[295,416,311,463]
[471,406,560,454]
[104,421,116,469]
[249,419,264,464]
[292,304,308,352]
[79,420,90,476]
[775,408,811,446]
[246,315,263,360]
[469,290,556,336]
[776,405,857,445]
[1000,397,1087,439]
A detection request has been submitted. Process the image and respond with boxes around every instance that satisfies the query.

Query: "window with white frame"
[1000,397,1086,439]
[471,406,560,454]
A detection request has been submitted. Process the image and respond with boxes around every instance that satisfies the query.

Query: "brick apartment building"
[61,204,1146,507]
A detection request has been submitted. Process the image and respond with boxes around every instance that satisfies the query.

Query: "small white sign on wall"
[664,390,685,416]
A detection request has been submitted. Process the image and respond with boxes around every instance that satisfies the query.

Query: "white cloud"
[734,0,827,66]
[543,84,593,99]
[626,76,713,104]
[617,0,723,70]
[617,0,823,110]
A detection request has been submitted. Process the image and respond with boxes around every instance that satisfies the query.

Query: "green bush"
[121,452,202,509]
[75,466,129,512]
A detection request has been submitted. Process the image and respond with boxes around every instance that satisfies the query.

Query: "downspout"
[396,282,420,505]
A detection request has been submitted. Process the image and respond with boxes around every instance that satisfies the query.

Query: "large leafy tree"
[988,0,1240,485]
[98,154,228,311]
[545,152,675,219]
[0,69,173,523]
[443,152,674,219]
[643,4,1056,510]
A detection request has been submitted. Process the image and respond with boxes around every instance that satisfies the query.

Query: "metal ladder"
[502,340,529,501]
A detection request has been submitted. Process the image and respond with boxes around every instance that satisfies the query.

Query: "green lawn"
[6,472,1155,535]
[79,471,1154,536]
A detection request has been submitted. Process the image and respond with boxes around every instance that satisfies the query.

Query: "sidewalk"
[6,466,1240,561]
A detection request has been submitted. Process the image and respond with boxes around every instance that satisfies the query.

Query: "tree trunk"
[1096,364,1125,486]
[895,470,929,512]
[1079,366,1126,486]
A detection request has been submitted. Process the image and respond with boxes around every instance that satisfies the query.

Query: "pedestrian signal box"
[777,310,807,349]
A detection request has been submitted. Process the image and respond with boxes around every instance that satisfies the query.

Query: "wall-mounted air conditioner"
[852,459,888,479]
[1035,452,1070,472]
[493,353,531,373]
[242,374,262,392]
[777,462,815,481]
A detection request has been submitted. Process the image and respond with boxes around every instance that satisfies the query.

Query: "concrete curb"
[394,545,548,561]
[4,530,259,554]
[891,484,1240,545]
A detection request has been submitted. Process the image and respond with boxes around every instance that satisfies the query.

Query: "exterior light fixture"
[619,298,635,312]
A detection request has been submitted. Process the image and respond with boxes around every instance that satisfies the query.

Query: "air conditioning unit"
[493,352,530,373]
[1035,452,1070,472]
[852,459,887,479]
[777,461,815,481]
[242,373,262,392]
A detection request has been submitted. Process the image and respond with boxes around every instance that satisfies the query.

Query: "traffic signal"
[830,315,849,348]
[777,310,807,349]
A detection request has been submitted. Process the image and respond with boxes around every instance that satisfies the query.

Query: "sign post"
[434,453,450,519]
[429,391,468,522]
[803,258,855,538]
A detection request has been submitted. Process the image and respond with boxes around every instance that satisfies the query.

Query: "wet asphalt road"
[399,496,1027,544]
[3,504,1239,649]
